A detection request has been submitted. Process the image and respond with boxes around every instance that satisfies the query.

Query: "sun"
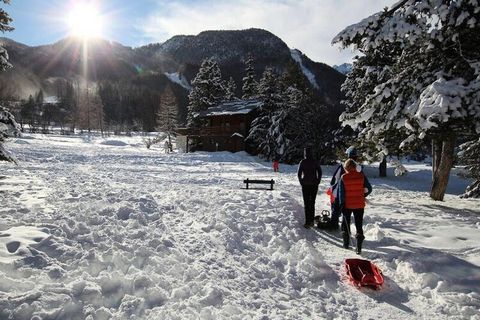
[67,2,104,39]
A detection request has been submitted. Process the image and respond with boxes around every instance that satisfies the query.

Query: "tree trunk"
[430,135,455,201]
[379,156,387,177]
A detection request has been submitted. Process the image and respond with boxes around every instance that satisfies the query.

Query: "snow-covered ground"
[0,133,479,320]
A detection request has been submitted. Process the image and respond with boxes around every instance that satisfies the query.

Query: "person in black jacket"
[298,147,322,228]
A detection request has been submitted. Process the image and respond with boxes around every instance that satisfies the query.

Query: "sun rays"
[66,1,105,40]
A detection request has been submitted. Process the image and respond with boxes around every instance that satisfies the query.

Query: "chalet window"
[225,122,230,128]
[240,122,245,130]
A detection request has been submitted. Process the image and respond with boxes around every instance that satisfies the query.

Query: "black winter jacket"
[297,151,322,186]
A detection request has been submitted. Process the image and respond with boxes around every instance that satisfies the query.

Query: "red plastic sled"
[345,258,384,289]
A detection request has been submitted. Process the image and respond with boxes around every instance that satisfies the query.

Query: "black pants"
[341,208,364,236]
[302,185,318,224]
[331,200,341,224]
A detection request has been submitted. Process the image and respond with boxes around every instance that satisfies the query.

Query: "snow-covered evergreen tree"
[339,42,407,156]
[248,62,336,164]
[225,77,237,101]
[0,0,19,162]
[77,86,104,133]
[157,85,178,147]
[247,67,285,160]
[242,54,258,99]
[333,0,480,201]
[0,0,13,72]
[280,61,336,163]
[0,106,20,162]
[459,138,480,198]
[278,86,306,162]
[187,58,226,128]
[20,95,37,133]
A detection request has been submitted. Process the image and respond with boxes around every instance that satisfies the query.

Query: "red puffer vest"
[342,171,366,209]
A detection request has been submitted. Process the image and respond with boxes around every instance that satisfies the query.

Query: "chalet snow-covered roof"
[198,99,262,117]
[44,96,59,104]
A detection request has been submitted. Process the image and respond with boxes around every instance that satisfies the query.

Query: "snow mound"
[100,140,128,146]
[13,139,30,145]
[0,226,50,264]
[364,223,385,241]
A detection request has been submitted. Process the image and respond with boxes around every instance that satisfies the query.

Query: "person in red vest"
[338,159,372,253]
[329,146,361,230]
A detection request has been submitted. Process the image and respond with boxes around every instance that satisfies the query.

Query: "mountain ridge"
[0,28,345,123]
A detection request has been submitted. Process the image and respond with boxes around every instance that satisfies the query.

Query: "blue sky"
[2,0,394,65]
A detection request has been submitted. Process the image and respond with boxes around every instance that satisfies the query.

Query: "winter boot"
[304,222,314,229]
[342,232,349,249]
[356,234,365,254]
[328,221,339,231]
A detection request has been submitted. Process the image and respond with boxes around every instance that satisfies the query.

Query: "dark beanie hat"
[304,147,313,159]
[346,146,357,158]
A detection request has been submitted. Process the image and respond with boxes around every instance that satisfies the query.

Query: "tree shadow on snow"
[363,236,480,300]
[283,196,419,315]
[363,166,470,195]
[291,203,415,314]
[312,227,415,313]
[289,189,479,316]
[288,198,342,285]
[357,274,414,314]
[422,204,480,220]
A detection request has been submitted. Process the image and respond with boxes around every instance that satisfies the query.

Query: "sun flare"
[67,2,104,39]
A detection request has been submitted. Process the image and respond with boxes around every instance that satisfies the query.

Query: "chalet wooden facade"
[179,99,262,153]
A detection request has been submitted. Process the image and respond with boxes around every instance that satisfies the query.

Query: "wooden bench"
[243,178,275,190]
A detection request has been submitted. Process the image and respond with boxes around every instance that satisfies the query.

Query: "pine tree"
[20,95,36,132]
[338,41,414,176]
[0,0,13,72]
[247,67,287,161]
[242,54,258,99]
[281,60,310,93]
[187,58,226,128]
[333,0,480,200]
[0,1,19,163]
[77,86,104,133]
[280,62,335,163]
[459,138,480,198]
[225,77,237,101]
[62,81,76,133]
[91,90,105,136]
[156,85,178,147]
[276,86,303,162]
[0,106,20,162]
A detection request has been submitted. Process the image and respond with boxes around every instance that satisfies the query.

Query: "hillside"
[0,29,345,122]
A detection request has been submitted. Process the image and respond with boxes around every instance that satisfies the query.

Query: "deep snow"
[0,133,479,319]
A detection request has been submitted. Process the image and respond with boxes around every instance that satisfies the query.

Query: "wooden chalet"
[178,99,262,153]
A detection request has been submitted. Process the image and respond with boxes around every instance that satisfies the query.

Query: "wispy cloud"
[139,0,394,65]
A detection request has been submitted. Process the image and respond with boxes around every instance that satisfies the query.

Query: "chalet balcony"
[177,125,246,137]
[199,125,246,136]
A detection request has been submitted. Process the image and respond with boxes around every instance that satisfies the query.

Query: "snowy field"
[0,133,479,320]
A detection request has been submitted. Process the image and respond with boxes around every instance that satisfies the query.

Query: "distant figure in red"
[273,159,280,172]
